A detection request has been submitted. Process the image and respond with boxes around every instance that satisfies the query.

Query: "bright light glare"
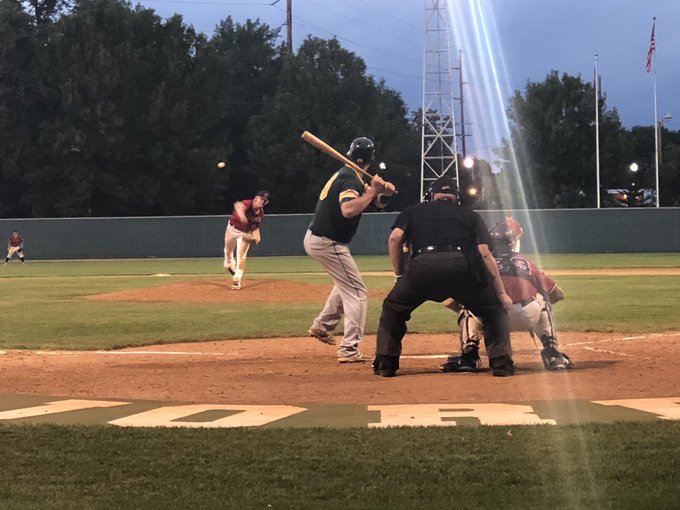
[463,156,474,169]
[630,162,639,172]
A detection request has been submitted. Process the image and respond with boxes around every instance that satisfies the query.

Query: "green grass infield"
[1,254,680,349]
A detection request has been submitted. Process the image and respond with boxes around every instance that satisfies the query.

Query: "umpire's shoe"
[440,352,482,373]
[372,354,399,377]
[489,354,516,377]
[540,346,573,370]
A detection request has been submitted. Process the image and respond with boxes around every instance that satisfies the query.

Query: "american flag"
[645,18,656,73]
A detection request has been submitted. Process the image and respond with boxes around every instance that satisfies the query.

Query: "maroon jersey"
[9,234,23,247]
[229,200,264,233]
[495,252,556,303]
[504,217,523,239]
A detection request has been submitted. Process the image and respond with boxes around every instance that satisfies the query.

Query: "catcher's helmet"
[347,137,375,165]
[489,223,515,253]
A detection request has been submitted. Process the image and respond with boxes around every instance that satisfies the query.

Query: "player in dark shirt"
[372,175,515,377]
[304,137,396,363]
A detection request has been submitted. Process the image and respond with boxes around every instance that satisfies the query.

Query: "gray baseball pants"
[303,229,368,357]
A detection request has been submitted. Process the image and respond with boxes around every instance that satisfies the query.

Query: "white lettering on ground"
[367,403,556,428]
[108,405,307,428]
[593,397,680,420]
[0,399,128,420]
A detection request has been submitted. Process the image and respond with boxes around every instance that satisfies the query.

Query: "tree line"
[1,0,678,218]
[495,71,680,209]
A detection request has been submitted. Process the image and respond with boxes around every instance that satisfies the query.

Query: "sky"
[134,0,679,159]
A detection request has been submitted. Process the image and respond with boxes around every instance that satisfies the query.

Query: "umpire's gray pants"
[304,230,367,356]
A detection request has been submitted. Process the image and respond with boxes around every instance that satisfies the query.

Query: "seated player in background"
[441,222,573,372]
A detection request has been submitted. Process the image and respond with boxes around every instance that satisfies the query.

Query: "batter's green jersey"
[308,166,366,243]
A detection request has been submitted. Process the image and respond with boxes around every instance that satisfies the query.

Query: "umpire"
[372,175,516,377]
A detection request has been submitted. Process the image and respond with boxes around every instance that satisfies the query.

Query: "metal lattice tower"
[421,0,459,200]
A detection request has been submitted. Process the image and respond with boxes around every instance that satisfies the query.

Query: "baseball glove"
[242,232,257,243]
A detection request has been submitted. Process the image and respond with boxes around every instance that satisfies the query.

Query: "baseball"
[217,161,227,169]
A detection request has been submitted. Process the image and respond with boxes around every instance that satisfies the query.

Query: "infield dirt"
[3,275,678,407]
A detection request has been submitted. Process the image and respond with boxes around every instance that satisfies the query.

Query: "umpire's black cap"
[429,175,458,195]
[256,190,271,204]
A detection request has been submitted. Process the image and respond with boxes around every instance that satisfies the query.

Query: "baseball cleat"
[541,347,572,370]
[308,328,335,346]
[337,351,367,364]
[440,353,483,373]
[231,280,241,290]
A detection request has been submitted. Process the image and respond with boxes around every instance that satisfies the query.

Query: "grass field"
[0,422,679,509]
[2,254,680,349]
[1,254,679,508]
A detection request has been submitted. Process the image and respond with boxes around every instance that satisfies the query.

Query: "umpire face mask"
[432,192,457,202]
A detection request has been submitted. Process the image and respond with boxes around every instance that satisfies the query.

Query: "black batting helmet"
[488,223,516,253]
[347,137,375,165]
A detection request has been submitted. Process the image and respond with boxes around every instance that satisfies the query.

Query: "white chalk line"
[10,350,236,357]
[581,346,651,359]
[1,332,677,359]
[564,332,680,359]
[402,354,448,360]
[565,332,680,347]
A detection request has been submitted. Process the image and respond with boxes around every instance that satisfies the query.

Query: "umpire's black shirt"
[375,197,511,362]
[394,199,491,254]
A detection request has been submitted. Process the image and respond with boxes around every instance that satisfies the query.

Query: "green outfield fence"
[1,208,679,259]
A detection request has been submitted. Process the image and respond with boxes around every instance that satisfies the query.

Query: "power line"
[274,8,420,66]
[297,0,419,43]
[345,0,419,32]
[140,1,277,5]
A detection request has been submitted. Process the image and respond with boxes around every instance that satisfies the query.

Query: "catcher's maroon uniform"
[495,252,557,304]
[442,222,572,372]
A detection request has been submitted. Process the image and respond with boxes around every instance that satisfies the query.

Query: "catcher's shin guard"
[458,308,483,354]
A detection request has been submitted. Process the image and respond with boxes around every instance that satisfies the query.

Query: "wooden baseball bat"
[301,131,373,181]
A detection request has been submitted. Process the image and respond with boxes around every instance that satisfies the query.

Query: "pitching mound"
[87,278,390,303]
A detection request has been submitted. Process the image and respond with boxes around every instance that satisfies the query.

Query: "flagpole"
[653,70,660,207]
[646,16,659,207]
[595,53,601,208]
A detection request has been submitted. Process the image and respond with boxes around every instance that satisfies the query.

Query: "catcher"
[441,222,573,372]
[223,190,270,290]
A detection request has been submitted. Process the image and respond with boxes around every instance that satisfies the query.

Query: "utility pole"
[286,0,293,53]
